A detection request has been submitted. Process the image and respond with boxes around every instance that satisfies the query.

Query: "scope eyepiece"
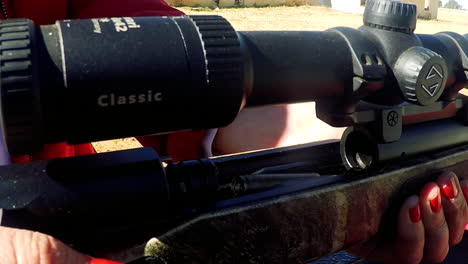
[0,16,245,155]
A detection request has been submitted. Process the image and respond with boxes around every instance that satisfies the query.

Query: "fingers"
[419,182,450,263]
[436,171,468,245]
[392,172,467,264]
[346,196,426,264]
[393,195,425,264]
[355,172,466,264]
[0,226,90,264]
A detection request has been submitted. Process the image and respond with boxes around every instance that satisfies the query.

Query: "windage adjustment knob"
[394,46,448,105]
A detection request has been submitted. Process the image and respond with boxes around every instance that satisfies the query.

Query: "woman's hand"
[0,226,121,264]
[348,171,468,264]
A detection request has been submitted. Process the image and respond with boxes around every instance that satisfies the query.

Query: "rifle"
[0,0,468,262]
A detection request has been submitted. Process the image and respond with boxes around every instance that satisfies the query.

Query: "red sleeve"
[8,0,184,25]
[67,0,185,18]
[166,131,209,161]
[137,130,208,162]
[12,143,96,163]
[9,0,67,25]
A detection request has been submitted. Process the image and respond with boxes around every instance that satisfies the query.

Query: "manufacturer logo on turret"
[421,64,444,97]
[97,90,162,107]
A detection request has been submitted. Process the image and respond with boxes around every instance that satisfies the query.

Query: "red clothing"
[136,130,209,162]
[6,0,205,162]
[5,0,183,24]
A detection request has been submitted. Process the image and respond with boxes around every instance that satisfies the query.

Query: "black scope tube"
[237,31,354,106]
[0,148,173,250]
[0,16,356,155]
[0,146,224,251]
[340,119,468,170]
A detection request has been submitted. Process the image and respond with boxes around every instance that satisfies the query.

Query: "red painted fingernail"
[409,204,421,223]
[429,190,442,213]
[441,176,458,200]
[89,258,123,264]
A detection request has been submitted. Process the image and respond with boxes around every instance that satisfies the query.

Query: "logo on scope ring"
[387,111,399,127]
[421,64,444,98]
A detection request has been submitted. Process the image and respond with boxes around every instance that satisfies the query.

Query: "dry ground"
[179,6,468,33]
[93,6,468,153]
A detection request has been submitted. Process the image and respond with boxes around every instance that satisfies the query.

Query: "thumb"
[0,226,121,264]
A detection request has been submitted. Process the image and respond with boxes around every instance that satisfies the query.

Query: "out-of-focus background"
[92,0,468,153]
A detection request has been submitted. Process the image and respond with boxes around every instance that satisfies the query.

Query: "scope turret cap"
[363,0,417,33]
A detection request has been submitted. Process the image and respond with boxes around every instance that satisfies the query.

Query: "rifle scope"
[2,0,468,159]
[1,16,364,155]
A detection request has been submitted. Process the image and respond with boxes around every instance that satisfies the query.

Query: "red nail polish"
[409,204,421,223]
[430,192,442,213]
[441,176,458,200]
[89,258,122,264]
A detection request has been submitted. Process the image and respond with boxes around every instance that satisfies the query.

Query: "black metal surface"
[0,147,174,252]
[0,141,344,253]
[341,118,468,170]
[168,140,342,186]
[2,10,468,154]
[0,19,42,154]
[363,0,417,34]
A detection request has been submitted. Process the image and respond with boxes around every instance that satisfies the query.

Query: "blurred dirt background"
[92,6,468,153]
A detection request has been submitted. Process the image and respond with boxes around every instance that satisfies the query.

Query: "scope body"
[1,0,468,165]
[3,16,367,155]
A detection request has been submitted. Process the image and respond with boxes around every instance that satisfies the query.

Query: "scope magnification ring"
[0,19,41,155]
